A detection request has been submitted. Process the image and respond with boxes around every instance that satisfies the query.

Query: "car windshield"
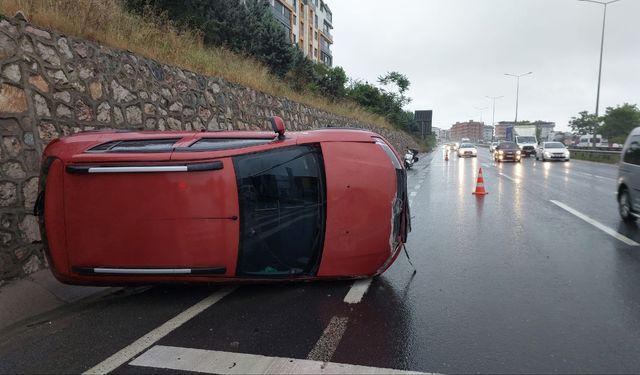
[545,142,565,149]
[516,136,536,143]
[499,142,518,149]
[460,143,474,148]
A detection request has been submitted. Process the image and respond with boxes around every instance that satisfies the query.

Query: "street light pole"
[505,72,533,141]
[486,95,504,141]
[578,0,621,149]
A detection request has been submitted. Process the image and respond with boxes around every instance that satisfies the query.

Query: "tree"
[569,111,598,135]
[285,47,316,92]
[312,64,347,101]
[125,0,294,77]
[600,103,640,144]
[246,0,294,78]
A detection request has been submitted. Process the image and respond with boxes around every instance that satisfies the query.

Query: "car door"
[64,137,240,277]
[621,135,640,211]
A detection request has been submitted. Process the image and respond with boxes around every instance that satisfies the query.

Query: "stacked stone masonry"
[0,15,420,280]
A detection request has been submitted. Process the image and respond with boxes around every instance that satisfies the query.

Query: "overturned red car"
[35,117,410,285]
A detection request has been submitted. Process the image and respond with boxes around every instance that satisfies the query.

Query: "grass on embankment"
[0,0,394,130]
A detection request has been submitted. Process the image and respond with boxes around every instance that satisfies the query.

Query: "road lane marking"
[129,345,428,374]
[307,316,349,362]
[343,278,372,304]
[414,184,421,190]
[498,173,518,183]
[84,287,236,375]
[410,191,417,197]
[576,171,616,181]
[550,200,640,246]
[482,163,490,168]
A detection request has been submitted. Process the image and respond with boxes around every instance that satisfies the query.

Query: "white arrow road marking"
[129,345,430,374]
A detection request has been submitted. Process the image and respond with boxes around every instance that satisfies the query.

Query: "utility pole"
[578,0,621,149]
[486,95,504,141]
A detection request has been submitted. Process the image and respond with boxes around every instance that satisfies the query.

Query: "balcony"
[320,38,332,55]
[271,7,291,29]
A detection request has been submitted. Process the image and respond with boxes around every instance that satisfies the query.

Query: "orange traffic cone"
[472,168,488,196]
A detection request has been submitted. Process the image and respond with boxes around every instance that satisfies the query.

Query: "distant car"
[35,117,410,285]
[489,142,498,153]
[449,142,459,151]
[617,127,640,222]
[535,142,570,162]
[494,141,521,162]
[457,143,477,157]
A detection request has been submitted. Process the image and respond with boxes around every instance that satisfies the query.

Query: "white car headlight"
[516,150,521,155]
[544,152,551,157]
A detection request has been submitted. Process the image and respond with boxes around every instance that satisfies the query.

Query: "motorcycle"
[404,149,419,169]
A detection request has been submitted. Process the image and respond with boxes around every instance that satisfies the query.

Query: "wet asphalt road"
[3,146,640,374]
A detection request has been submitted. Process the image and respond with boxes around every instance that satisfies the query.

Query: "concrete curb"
[0,269,115,332]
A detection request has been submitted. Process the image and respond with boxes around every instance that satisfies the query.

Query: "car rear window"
[545,142,565,149]
[500,142,518,149]
[87,138,180,153]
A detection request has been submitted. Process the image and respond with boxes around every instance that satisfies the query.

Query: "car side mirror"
[270,116,286,140]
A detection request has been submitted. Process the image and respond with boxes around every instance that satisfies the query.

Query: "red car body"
[36,119,410,285]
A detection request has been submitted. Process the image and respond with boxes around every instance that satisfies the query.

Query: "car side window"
[624,136,640,165]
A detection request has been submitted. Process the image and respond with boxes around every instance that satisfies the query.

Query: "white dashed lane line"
[343,278,373,304]
[550,200,639,246]
[575,171,616,181]
[498,172,518,183]
[84,287,236,375]
[306,316,350,362]
[414,184,421,190]
[410,191,417,197]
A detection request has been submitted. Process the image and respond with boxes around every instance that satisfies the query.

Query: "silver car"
[618,127,640,222]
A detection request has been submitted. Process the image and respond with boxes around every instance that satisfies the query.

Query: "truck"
[513,125,537,156]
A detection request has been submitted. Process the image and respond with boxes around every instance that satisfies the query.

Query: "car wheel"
[535,154,539,160]
[541,155,546,162]
[619,190,637,222]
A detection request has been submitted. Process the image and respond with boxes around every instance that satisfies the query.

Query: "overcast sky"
[330,0,640,132]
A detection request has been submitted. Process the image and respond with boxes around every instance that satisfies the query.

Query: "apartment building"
[268,0,334,66]
[450,121,485,142]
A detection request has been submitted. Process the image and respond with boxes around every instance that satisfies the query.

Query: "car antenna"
[402,244,417,274]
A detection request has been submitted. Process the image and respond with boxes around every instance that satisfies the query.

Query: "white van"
[577,134,607,148]
[617,127,640,221]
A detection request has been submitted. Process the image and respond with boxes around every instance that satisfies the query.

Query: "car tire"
[541,155,546,162]
[619,190,637,222]
[535,154,539,160]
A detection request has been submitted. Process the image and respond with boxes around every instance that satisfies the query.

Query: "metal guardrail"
[567,148,620,164]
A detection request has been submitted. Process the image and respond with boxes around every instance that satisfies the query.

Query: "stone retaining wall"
[0,15,420,281]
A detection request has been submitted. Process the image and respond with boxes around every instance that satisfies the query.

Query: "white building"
[268,0,334,66]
